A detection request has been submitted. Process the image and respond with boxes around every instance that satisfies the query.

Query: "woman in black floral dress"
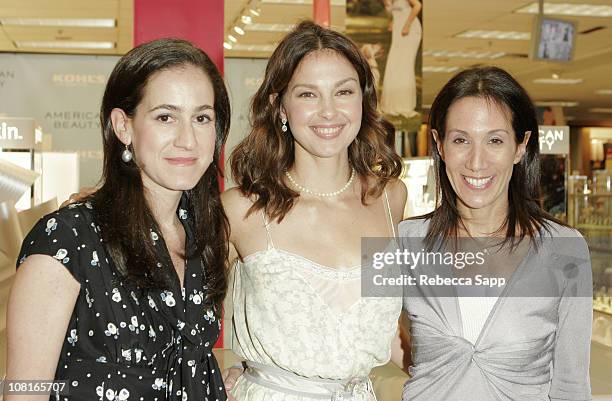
[6,38,230,401]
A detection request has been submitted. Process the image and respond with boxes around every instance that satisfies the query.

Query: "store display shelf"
[576,224,612,231]
[590,245,612,253]
[569,193,612,197]
[595,305,612,316]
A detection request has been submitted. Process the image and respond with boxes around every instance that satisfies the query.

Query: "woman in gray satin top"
[399,67,592,401]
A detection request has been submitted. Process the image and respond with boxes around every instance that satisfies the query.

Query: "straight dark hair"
[424,66,561,249]
[230,20,403,222]
[91,38,230,307]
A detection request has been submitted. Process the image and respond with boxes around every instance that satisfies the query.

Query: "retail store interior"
[0,0,611,399]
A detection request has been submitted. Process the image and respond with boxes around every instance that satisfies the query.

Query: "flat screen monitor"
[531,16,576,62]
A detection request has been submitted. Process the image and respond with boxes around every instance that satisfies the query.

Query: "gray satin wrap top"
[400,219,592,401]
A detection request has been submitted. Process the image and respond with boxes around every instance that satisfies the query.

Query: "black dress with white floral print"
[17,195,227,401]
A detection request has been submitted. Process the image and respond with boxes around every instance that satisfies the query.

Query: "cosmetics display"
[568,172,612,317]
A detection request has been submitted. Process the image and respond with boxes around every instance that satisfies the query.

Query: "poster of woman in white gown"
[380,0,422,119]
[346,0,423,156]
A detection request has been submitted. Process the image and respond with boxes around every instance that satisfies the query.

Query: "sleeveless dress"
[230,191,402,401]
[380,0,422,118]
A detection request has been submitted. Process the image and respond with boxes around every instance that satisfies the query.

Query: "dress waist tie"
[243,360,377,401]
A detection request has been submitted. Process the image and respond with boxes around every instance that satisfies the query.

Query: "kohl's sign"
[0,118,35,149]
[538,125,569,155]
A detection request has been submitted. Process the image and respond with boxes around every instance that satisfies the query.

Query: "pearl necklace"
[285,168,356,197]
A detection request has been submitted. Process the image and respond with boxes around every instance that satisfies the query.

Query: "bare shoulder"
[10,254,80,333]
[386,178,407,201]
[385,179,407,222]
[221,187,258,233]
[16,254,80,291]
[221,187,267,256]
[221,187,254,216]
[408,0,422,8]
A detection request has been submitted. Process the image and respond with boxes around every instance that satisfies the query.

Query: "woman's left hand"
[222,366,244,400]
[60,187,97,208]
[401,22,411,36]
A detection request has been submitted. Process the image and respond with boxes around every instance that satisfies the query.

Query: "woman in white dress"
[222,21,408,401]
[380,0,422,118]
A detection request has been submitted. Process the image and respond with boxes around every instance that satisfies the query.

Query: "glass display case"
[568,172,612,318]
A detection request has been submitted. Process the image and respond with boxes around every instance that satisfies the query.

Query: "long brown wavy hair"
[230,21,403,222]
[423,66,563,250]
[90,38,230,307]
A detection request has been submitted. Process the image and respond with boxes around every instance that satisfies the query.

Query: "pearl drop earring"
[121,144,133,163]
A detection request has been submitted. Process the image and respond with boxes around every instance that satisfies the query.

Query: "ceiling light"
[535,101,579,107]
[596,89,612,95]
[422,66,459,73]
[0,18,116,28]
[15,40,115,49]
[589,108,612,113]
[423,49,506,59]
[223,42,232,50]
[515,2,612,17]
[234,26,245,35]
[455,30,530,40]
[228,35,237,43]
[241,15,253,25]
[249,8,261,16]
[533,78,583,84]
